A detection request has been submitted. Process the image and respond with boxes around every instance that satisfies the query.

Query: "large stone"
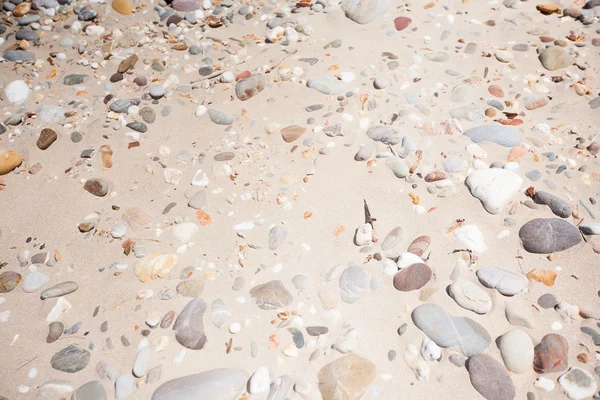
[476,266,528,296]
[318,354,376,400]
[339,265,367,303]
[51,345,91,373]
[235,74,266,101]
[173,299,207,350]
[558,368,598,400]
[341,0,390,24]
[71,381,106,400]
[498,329,534,374]
[519,218,581,254]
[465,169,523,214]
[466,354,516,400]
[152,369,245,400]
[366,126,401,145]
[411,303,491,356]
[135,254,178,283]
[207,109,235,125]
[83,178,109,197]
[39,380,74,397]
[112,0,133,14]
[5,80,30,104]
[393,263,432,292]
[534,333,569,374]
[280,125,305,143]
[0,149,23,175]
[37,128,58,150]
[464,125,521,147]
[0,271,22,293]
[448,278,492,314]
[250,280,293,310]
[532,191,572,218]
[539,46,573,71]
[172,0,199,10]
[40,281,79,300]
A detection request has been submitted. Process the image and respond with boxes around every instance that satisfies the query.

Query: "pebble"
[0,271,22,293]
[466,354,516,400]
[5,80,30,104]
[50,345,91,373]
[250,280,292,310]
[519,218,582,254]
[498,329,534,374]
[476,266,528,296]
[318,354,376,400]
[173,299,207,350]
[393,263,432,291]
[466,168,522,214]
[339,265,367,303]
[448,278,492,314]
[533,333,569,373]
[152,369,245,400]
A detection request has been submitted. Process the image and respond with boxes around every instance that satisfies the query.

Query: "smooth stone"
[207,109,235,125]
[152,369,246,400]
[51,345,91,373]
[464,125,521,147]
[149,86,165,99]
[394,16,411,31]
[323,123,345,137]
[250,280,293,310]
[534,334,569,373]
[84,178,109,197]
[412,303,491,356]
[381,226,403,250]
[173,299,207,350]
[339,265,367,303]
[188,190,206,210]
[393,263,432,291]
[538,293,558,308]
[306,326,329,336]
[235,74,266,101]
[373,77,389,89]
[109,98,139,113]
[0,271,22,293]
[248,367,270,394]
[466,354,516,400]
[449,354,466,367]
[176,280,205,297]
[117,55,138,73]
[211,298,231,328]
[40,281,79,299]
[133,347,151,378]
[38,105,64,123]
[407,236,431,257]
[5,80,30,104]
[455,225,487,253]
[526,170,542,181]
[15,30,39,41]
[539,46,573,71]
[63,74,88,85]
[318,354,376,400]
[3,50,35,62]
[504,301,533,328]
[498,329,534,374]
[39,380,74,398]
[366,126,400,145]
[22,269,50,292]
[115,375,135,400]
[281,125,306,143]
[0,149,23,175]
[71,381,106,400]
[47,322,64,343]
[37,128,58,150]
[386,159,409,178]
[355,143,374,161]
[172,0,199,11]
[519,218,581,254]
[443,157,468,173]
[71,132,83,143]
[580,222,600,235]
[306,76,347,95]
[214,152,235,161]
[112,0,133,14]
[268,225,287,250]
[532,191,572,218]
[425,52,449,62]
[558,368,597,400]
[140,107,156,123]
[466,168,522,214]
[448,278,492,314]
[126,121,147,133]
[476,267,528,296]
[292,275,308,291]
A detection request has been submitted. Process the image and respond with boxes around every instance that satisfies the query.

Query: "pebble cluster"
[1,0,600,398]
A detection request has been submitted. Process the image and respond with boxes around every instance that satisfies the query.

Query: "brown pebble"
[29,162,42,175]
[134,76,147,86]
[78,222,95,232]
[118,54,138,73]
[488,85,504,98]
[37,128,58,150]
[160,310,175,329]
[485,108,496,117]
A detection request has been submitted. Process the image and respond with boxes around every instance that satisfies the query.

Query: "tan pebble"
[507,147,526,162]
[112,0,133,15]
[13,2,30,17]
[0,150,23,175]
[485,108,496,117]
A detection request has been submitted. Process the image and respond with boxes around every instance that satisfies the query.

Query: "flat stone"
[407,236,431,257]
[534,333,569,374]
[448,278,492,314]
[504,300,533,328]
[425,52,449,62]
[173,299,207,350]
[306,326,329,336]
[112,0,133,14]
[3,50,35,62]
[306,76,347,95]
[339,265,367,303]
[211,299,231,328]
[235,74,266,101]
[539,46,573,71]
[51,345,91,373]
[133,347,151,378]
[393,263,432,291]
[71,381,106,400]
[115,375,135,400]
[466,354,516,400]
[152,369,246,400]
[281,125,305,143]
[318,354,376,400]
[323,123,345,137]
[172,0,199,11]
[207,109,234,125]
[126,121,147,133]
[394,16,411,31]
[39,380,75,398]
[176,280,205,297]
[381,226,403,250]
[366,126,400,145]
[135,253,178,283]
[464,125,521,147]
[214,152,235,161]
[476,266,528,296]
[0,271,22,293]
[47,322,63,343]
[268,225,287,250]
[267,375,293,400]
[22,269,49,292]
[140,107,156,123]
[118,55,138,73]
[558,368,598,400]
[518,218,581,254]
[5,80,30,104]
[250,280,293,310]
[37,128,58,150]
[84,178,109,197]
[40,281,79,300]
[0,150,23,175]
[412,303,491,356]
[63,74,88,85]
[532,191,572,218]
